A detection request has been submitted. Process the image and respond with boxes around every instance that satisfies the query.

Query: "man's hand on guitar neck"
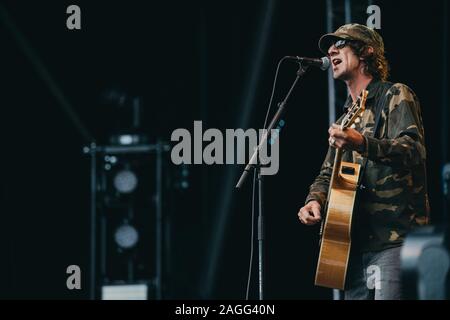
[328,123,366,153]
[298,201,322,225]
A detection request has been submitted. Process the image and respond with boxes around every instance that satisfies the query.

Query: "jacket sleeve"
[305,145,335,208]
[359,83,426,168]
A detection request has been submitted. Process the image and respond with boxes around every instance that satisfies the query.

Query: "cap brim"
[318,33,350,54]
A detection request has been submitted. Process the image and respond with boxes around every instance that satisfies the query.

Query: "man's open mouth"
[332,58,342,66]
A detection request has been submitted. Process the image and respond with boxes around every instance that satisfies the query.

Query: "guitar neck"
[321,147,342,219]
[330,147,343,187]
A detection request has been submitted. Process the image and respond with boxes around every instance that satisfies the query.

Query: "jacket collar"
[343,79,382,111]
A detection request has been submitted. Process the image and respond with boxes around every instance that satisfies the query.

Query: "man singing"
[298,24,430,300]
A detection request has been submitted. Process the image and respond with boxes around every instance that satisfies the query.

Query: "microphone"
[285,56,330,71]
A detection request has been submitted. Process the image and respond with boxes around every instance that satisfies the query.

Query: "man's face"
[328,40,362,80]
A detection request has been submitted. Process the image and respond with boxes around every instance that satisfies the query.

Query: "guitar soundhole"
[341,166,355,175]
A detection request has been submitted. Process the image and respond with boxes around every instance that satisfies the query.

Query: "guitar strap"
[357,81,393,189]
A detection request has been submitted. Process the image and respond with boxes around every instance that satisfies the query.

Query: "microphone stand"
[236,62,309,300]
[443,163,450,225]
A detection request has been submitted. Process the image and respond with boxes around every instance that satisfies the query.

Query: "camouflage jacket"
[305,79,430,252]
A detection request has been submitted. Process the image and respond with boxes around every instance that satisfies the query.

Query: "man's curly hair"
[348,41,390,81]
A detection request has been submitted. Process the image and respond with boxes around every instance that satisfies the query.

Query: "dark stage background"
[0,0,448,299]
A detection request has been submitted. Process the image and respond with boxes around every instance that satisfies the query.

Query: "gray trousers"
[344,246,403,300]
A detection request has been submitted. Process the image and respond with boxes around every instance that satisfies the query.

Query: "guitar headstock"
[340,90,368,129]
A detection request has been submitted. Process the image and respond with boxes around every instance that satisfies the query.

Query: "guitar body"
[315,161,360,290]
[314,89,368,290]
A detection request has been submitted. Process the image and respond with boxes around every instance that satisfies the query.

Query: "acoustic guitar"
[315,89,368,290]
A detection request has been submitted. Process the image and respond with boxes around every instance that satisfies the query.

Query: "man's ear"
[360,46,374,60]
